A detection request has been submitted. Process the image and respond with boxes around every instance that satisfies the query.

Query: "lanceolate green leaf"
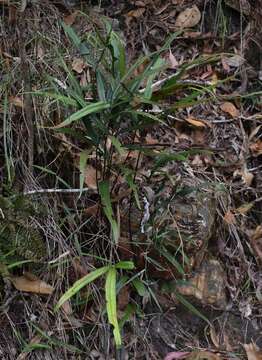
[34,91,78,107]
[53,101,110,128]
[98,180,119,244]
[105,267,121,348]
[115,261,135,270]
[55,266,110,311]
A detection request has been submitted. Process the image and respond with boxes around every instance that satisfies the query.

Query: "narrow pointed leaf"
[105,267,121,347]
[53,101,110,129]
[55,266,109,311]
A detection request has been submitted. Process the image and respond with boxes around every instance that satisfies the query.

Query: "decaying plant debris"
[0,0,262,359]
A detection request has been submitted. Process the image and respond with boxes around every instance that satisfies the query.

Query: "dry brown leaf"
[61,300,73,315]
[221,56,231,72]
[9,95,23,108]
[244,343,262,360]
[135,1,146,6]
[145,134,159,145]
[220,101,239,118]
[187,351,221,360]
[236,202,254,214]
[185,117,207,128]
[127,7,145,19]
[250,140,262,155]
[210,327,220,348]
[169,49,179,69]
[72,57,86,74]
[163,352,190,360]
[84,165,98,190]
[223,54,245,68]
[64,11,78,26]
[84,203,99,216]
[242,169,254,186]
[175,6,201,28]
[250,226,262,261]
[36,45,44,61]
[10,274,54,295]
[223,210,236,224]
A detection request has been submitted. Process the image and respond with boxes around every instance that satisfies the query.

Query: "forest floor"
[0,0,262,359]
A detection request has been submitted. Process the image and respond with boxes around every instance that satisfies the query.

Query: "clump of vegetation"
[1,1,261,358]
[36,17,222,347]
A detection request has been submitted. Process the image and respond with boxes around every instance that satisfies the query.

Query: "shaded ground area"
[0,0,262,359]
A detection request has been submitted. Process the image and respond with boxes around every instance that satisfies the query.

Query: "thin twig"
[24,188,95,195]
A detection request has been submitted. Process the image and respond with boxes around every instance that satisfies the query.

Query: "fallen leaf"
[145,134,159,145]
[135,1,146,6]
[9,95,23,108]
[210,327,220,348]
[250,226,262,261]
[223,210,236,225]
[241,169,254,186]
[187,351,221,359]
[169,49,179,69]
[250,140,262,155]
[84,165,98,190]
[72,57,86,74]
[221,56,231,72]
[164,352,190,360]
[244,343,262,360]
[185,116,207,128]
[236,202,254,214]
[175,6,201,28]
[36,45,44,61]
[127,7,145,18]
[220,101,239,118]
[61,300,73,315]
[84,203,100,216]
[64,11,78,26]
[223,54,245,68]
[10,274,54,295]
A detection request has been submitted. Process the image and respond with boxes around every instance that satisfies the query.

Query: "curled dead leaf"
[220,101,239,118]
[169,49,179,69]
[223,54,245,68]
[127,7,145,18]
[250,140,262,155]
[234,168,254,186]
[187,351,221,360]
[10,274,54,295]
[84,165,98,190]
[175,6,201,28]
[185,116,208,128]
[9,96,24,108]
[72,57,86,74]
[223,210,236,225]
[250,226,262,262]
[163,352,190,360]
[64,11,78,26]
[236,202,254,215]
[244,343,262,360]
